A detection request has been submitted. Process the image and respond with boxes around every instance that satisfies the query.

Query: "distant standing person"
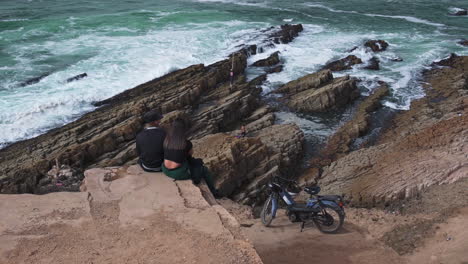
[136,110,166,172]
[162,118,221,198]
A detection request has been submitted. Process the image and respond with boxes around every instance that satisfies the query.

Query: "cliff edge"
[0,165,263,264]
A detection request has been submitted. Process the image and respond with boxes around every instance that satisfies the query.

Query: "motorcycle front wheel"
[260,194,276,227]
[312,204,344,234]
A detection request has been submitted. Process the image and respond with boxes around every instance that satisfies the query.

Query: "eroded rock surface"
[364,40,389,52]
[0,24,305,194]
[252,51,280,67]
[0,166,263,264]
[312,83,389,166]
[322,55,363,71]
[192,124,304,205]
[279,72,359,113]
[312,56,468,207]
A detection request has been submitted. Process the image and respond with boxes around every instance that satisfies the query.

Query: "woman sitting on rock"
[162,118,221,198]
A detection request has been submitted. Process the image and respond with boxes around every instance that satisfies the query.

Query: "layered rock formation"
[0,166,263,264]
[322,55,363,71]
[276,70,359,113]
[252,51,280,67]
[311,83,389,167]
[308,55,468,207]
[0,24,305,197]
[364,40,389,52]
[192,124,304,205]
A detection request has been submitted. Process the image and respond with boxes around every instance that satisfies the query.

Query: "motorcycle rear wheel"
[261,194,275,227]
[313,204,344,234]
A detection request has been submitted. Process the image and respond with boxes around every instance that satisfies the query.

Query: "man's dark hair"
[143,110,163,124]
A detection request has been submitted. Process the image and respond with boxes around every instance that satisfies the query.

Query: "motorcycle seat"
[304,186,321,195]
[318,195,341,201]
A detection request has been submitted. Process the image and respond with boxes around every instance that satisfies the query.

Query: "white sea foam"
[0,18,29,22]
[304,3,358,14]
[304,2,445,27]
[0,20,265,145]
[362,13,445,27]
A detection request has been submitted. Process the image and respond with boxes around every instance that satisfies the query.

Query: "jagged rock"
[0,24,305,195]
[0,166,263,263]
[275,69,333,94]
[192,124,304,205]
[316,83,389,164]
[364,57,380,70]
[252,51,280,67]
[390,57,403,62]
[314,56,468,207]
[432,53,459,67]
[266,65,283,73]
[66,73,87,83]
[449,8,467,16]
[322,55,363,71]
[458,39,468,46]
[269,24,303,44]
[19,72,51,87]
[364,40,389,52]
[287,75,359,113]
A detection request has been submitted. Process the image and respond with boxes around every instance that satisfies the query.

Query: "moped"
[261,176,345,233]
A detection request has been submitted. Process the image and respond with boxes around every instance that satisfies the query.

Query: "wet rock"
[276,69,333,94]
[315,56,468,207]
[266,65,283,73]
[432,53,460,67]
[66,73,88,83]
[19,73,51,87]
[269,24,303,44]
[317,83,389,163]
[252,51,280,67]
[364,40,389,52]
[457,39,468,46]
[287,75,359,113]
[322,55,363,71]
[364,57,380,70]
[449,8,467,16]
[390,57,404,62]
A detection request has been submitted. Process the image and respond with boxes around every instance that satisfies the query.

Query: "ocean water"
[1,0,467,147]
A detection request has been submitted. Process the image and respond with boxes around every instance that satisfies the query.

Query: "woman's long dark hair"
[164,118,187,150]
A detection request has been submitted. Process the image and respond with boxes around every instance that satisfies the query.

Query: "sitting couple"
[136,110,221,198]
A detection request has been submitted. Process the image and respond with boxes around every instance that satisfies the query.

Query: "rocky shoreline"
[0,24,305,203]
[1,23,466,214]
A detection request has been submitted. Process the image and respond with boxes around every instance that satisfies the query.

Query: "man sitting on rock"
[136,110,166,172]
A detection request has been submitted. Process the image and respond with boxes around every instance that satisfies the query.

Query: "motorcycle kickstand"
[300,221,305,232]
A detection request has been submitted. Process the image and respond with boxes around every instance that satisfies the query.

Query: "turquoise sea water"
[0,0,467,147]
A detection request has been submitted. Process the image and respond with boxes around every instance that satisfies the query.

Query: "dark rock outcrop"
[19,73,51,87]
[252,51,280,67]
[322,55,363,71]
[449,8,467,16]
[275,69,333,94]
[266,65,283,73]
[364,40,389,52]
[364,57,380,70]
[275,69,359,113]
[192,124,304,205]
[66,73,88,83]
[313,83,389,166]
[282,73,359,113]
[458,39,468,46]
[269,24,304,44]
